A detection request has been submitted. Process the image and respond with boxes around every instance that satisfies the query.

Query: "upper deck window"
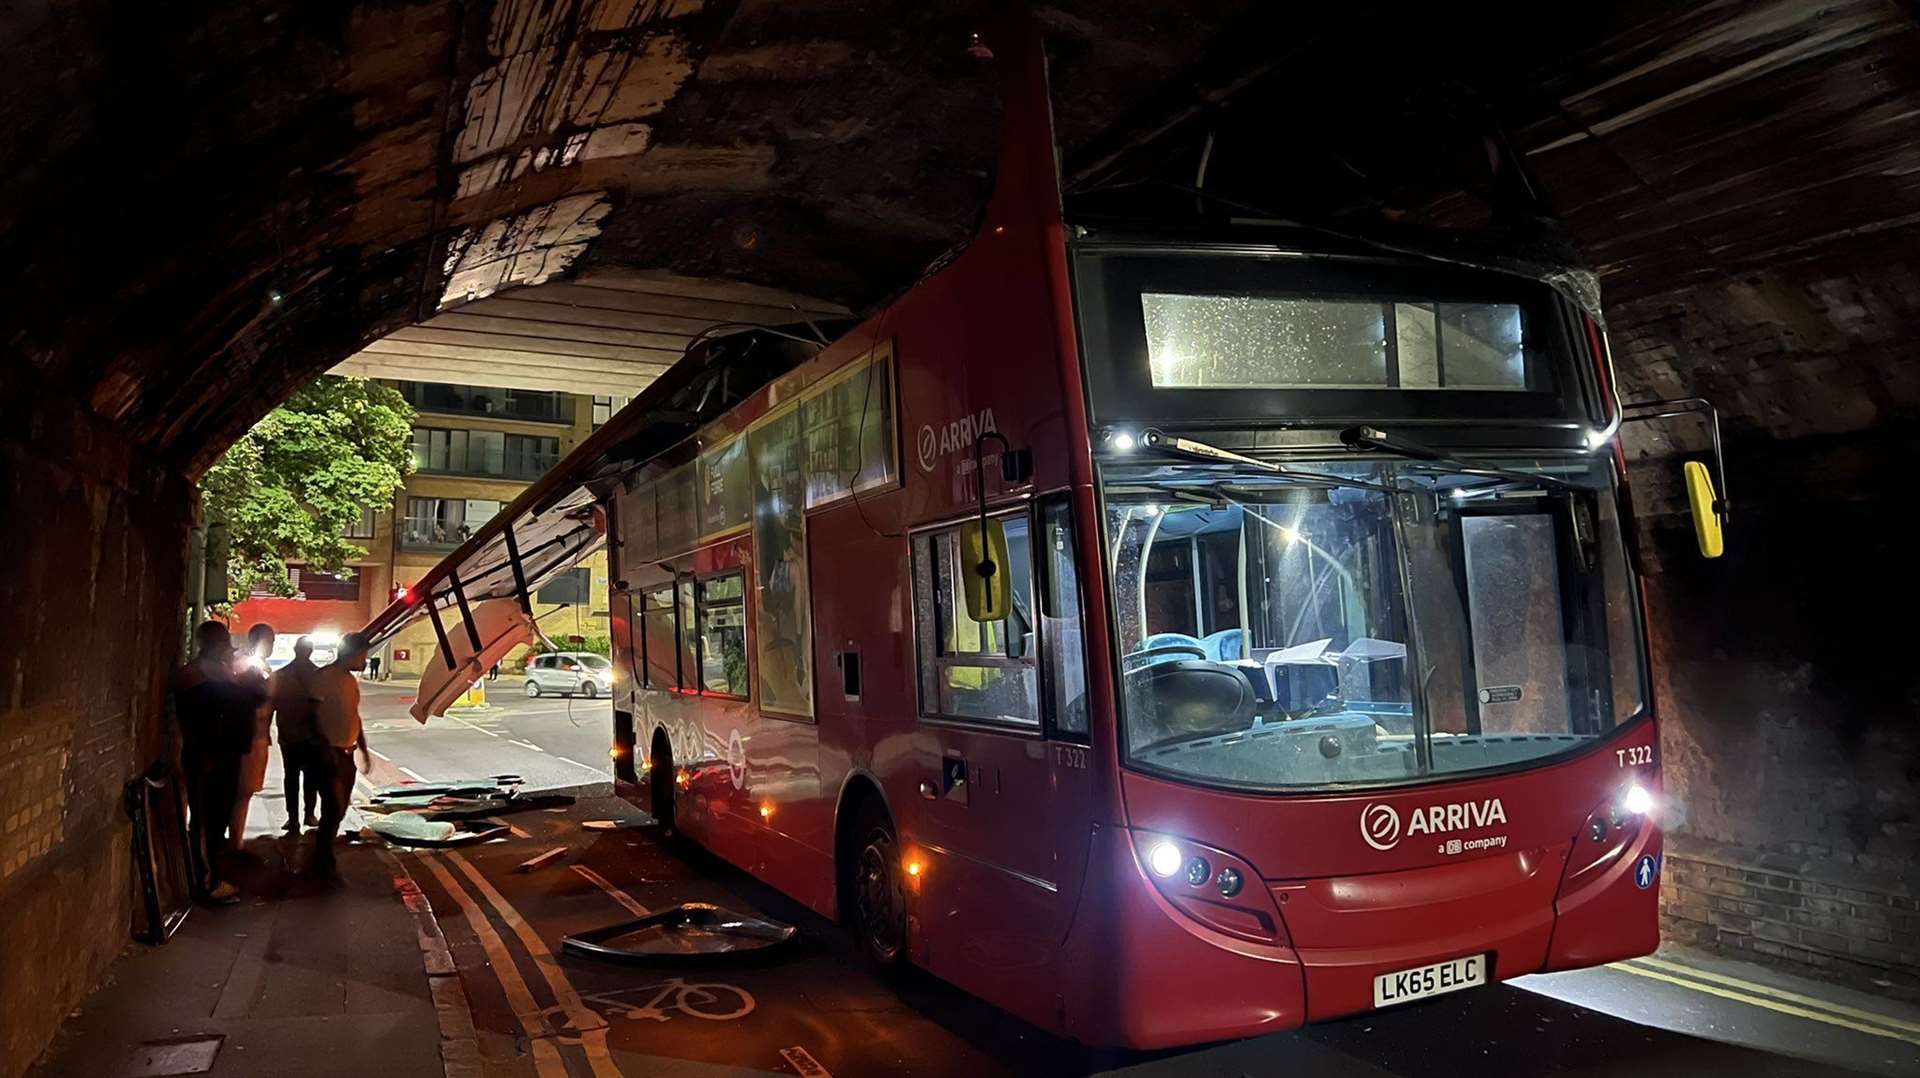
[1074,247,1589,429]
[1142,295,1536,392]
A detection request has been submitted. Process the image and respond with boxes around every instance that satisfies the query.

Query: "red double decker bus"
[588,49,1705,1053]
[375,33,1725,1051]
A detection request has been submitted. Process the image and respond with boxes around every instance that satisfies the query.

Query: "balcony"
[398,381,568,424]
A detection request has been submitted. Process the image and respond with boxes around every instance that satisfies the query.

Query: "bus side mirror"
[1683,461,1725,559]
[958,519,1013,622]
[1620,397,1731,562]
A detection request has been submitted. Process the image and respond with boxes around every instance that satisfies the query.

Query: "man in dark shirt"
[173,621,267,902]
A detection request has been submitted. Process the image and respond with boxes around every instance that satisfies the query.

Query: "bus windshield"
[1102,458,1645,791]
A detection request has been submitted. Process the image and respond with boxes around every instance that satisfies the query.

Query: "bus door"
[908,501,1095,1011]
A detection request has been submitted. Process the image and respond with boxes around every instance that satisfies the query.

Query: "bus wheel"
[849,802,907,967]
[648,734,675,832]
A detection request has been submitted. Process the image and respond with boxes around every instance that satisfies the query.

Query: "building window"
[696,572,748,698]
[911,513,1038,726]
[592,395,631,430]
[398,382,566,423]
[343,506,377,539]
[536,567,592,605]
[402,498,499,550]
[412,427,557,480]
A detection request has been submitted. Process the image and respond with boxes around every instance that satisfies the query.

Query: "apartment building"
[230,381,632,679]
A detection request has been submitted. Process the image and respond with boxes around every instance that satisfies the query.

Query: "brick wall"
[1662,837,1920,997]
[0,378,192,1078]
[1609,256,1920,997]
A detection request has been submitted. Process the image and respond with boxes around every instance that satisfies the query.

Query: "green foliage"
[530,635,612,658]
[202,376,416,601]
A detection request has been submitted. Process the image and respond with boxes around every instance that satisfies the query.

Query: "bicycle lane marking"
[572,862,834,1075]
[414,852,571,1078]
[447,850,623,1078]
[780,1046,834,1077]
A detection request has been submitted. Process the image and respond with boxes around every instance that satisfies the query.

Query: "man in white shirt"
[307,632,372,876]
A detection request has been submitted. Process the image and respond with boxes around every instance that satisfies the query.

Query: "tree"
[201,376,416,601]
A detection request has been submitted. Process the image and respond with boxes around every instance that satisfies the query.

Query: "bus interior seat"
[1201,628,1248,662]
[1140,632,1206,667]
[1132,659,1255,741]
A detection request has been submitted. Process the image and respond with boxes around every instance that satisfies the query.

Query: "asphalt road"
[395,792,1920,1078]
[359,680,616,793]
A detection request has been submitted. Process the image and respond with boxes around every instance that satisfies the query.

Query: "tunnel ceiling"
[4,0,1917,475]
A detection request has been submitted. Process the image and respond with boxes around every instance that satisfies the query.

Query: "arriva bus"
[387,30,1729,1050]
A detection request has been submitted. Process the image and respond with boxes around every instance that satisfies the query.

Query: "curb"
[384,848,485,1078]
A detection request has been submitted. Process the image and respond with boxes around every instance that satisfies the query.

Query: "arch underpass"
[2,2,1917,1074]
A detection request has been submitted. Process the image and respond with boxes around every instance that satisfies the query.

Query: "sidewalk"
[29,756,456,1078]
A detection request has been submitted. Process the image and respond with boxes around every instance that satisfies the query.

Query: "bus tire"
[846,800,908,969]
[648,731,675,833]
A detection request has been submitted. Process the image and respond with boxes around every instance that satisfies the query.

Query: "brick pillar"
[0,383,193,1078]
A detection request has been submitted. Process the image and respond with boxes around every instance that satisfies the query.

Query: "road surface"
[359,680,615,793]
[387,791,1920,1077]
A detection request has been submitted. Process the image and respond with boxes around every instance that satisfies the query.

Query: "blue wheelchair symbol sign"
[1634,854,1660,890]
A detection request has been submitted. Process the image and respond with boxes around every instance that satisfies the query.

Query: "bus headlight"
[1147,839,1184,878]
[1623,783,1655,816]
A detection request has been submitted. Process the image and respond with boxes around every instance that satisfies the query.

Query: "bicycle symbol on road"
[545,978,756,1037]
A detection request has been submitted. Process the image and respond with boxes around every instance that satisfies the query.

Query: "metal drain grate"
[114,1034,224,1077]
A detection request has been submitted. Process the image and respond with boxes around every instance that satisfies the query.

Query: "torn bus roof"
[356,325,834,656]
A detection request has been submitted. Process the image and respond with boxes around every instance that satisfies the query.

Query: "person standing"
[172,622,264,902]
[228,623,275,848]
[308,632,373,876]
[271,636,322,832]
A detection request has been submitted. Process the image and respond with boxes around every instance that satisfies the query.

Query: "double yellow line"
[1611,955,1920,1047]
[417,850,624,1078]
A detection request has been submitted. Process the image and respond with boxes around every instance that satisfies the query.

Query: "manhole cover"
[116,1035,223,1077]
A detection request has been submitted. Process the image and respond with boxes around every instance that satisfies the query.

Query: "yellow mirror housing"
[1683,460,1725,559]
[957,519,1013,622]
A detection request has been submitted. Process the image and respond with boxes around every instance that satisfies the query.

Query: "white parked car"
[525,652,613,698]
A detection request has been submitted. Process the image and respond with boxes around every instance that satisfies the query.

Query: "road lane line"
[510,739,547,753]
[415,853,570,1078]
[1629,955,1920,1036]
[399,765,430,782]
[570,865,651,917]
[443,713,501,738]
[368,748,390,761]
[1611,962,1920,1046]
[447,851,622,1078]
[552,755,609,776]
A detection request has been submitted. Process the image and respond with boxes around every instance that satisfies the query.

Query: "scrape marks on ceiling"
[440,191,611,307]
[452,0,700,200]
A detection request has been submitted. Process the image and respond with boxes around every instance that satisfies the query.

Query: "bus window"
[641,586,677,689]
[1461,514,1571,735]
[677,577,697,691]
[697,572,749,697]
[912,516,1038,726]
[1041,501,1089,738]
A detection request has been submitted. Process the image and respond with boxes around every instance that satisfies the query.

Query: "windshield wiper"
[1137,429,1394,492]
[1339,425,1582,494]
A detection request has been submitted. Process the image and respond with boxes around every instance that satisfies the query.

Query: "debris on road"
[580,818,649,832]
[362,775,575,819]
[519,847,567,872]
[365,811,513,847]
[562,903,795,964]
